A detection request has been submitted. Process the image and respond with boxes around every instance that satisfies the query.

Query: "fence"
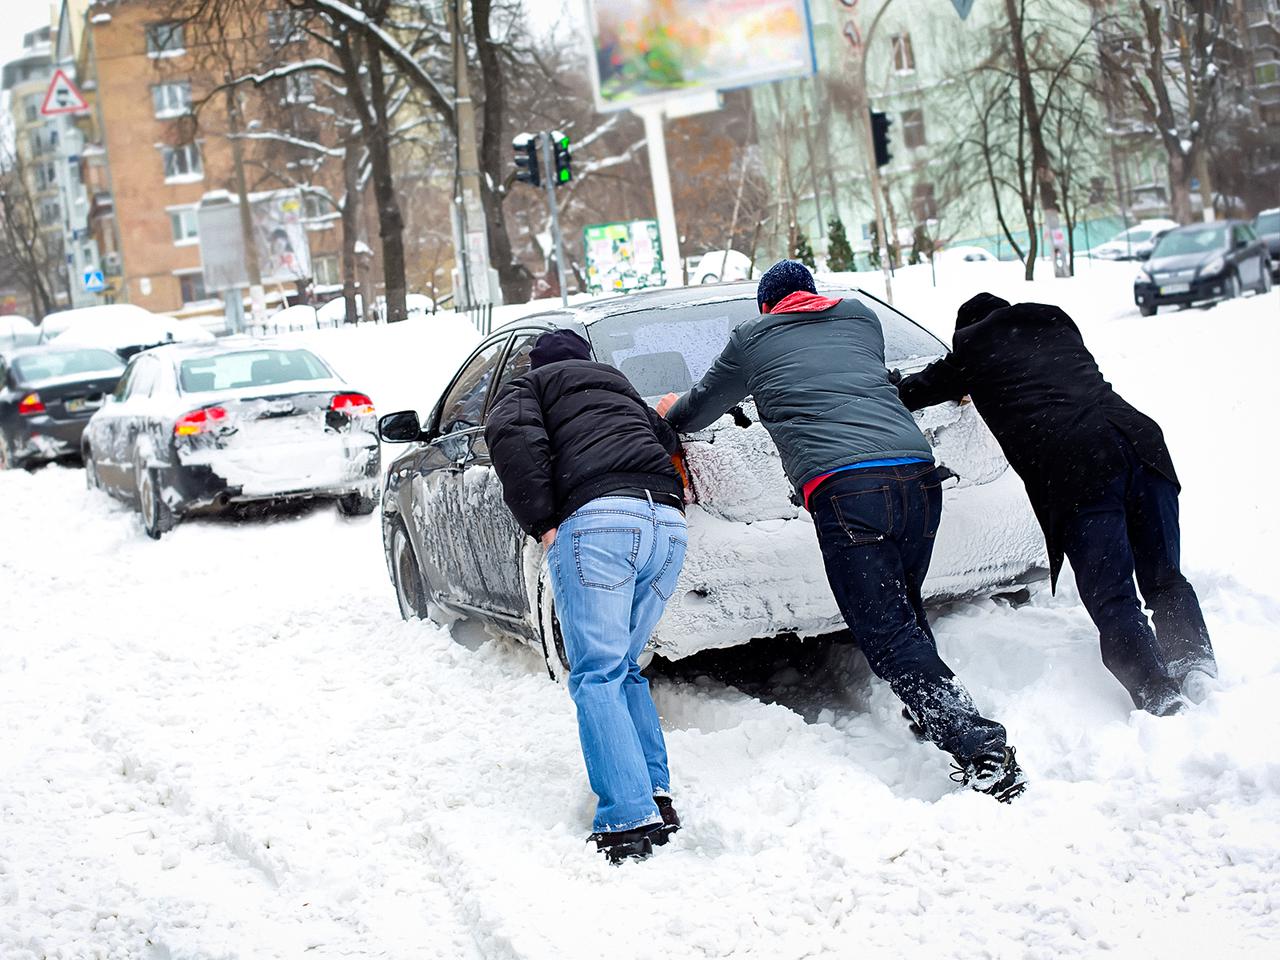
[463,302,494,335]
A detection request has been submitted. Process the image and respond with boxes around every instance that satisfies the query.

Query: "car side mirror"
[1234,238,1249,250]
[378,410,423,442]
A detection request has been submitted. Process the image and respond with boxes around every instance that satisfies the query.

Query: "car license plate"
[64,396,101,414]
[1160,283,1190,295]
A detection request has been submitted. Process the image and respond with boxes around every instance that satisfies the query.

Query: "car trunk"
[23,373,120,421]
[175,385,377,498]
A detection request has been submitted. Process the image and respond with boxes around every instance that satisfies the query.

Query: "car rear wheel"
[1224,273,1240,301]
[84,447,100,490]
[390,521,430,620]
[1259,262,1273,294]
[1139,303,1157,317]
[136,462,174,540]
[0,432,11,470]
[536,564,572,682]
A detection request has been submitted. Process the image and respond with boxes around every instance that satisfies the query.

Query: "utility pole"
[539,132,569,307]
[224,76,266,329]
[449,0,496,307]
[634,104,685,288]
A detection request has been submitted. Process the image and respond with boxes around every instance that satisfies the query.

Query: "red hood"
[765,291,842,314]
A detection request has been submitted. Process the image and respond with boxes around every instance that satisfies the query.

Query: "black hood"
[956,292,1011,331]
[530,329,592,368]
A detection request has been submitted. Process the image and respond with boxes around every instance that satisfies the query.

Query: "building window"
[178,272,207,304]
[268,9,304,46]
[169,207,199,244]
[313,255,340,286]
[161,143,202,181]
[891,33,915,73]
[302,190,334,222]
[24,93,41,122]
[151,81,192,118]
[902,109,926,148]
[39,200,61,226]
[912,182,937,222]
[146,22,185,58]
[284,72,315,104]
[1256,61,1279,85]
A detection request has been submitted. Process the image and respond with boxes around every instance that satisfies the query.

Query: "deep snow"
[2,261,1279,959]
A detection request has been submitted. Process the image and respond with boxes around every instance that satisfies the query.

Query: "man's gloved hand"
[655,392,679,417]
[887,368,903,386]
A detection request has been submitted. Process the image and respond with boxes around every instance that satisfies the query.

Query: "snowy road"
[3,268,1280,958]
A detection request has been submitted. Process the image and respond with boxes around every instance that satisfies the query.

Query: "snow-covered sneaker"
[1178,666,1216,705]
[651,795,680,846]
[588,824,660,864]
[951,746,1027,803]
[1136,680,1185,717]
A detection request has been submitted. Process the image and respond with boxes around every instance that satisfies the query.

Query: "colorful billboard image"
[587,0,815,111]
[583,220,665,293]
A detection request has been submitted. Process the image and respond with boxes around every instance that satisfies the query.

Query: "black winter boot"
[588,824,661,863]
[651,795,680,845]
[951,746,1027,803]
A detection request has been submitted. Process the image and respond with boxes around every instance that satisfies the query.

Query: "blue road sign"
[83,270,106,293]
[952,0,976,18]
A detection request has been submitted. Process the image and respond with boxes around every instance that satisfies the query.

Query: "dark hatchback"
[0,347,125,469]
[1134,220,1272,315]
[1255,208,1280,280]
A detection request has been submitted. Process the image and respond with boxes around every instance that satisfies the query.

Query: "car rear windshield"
[1257,212,1280,234]
[586,293,945,400]
[1154,226,1227,257]
[12,349,123,383]
[178,349,331,393]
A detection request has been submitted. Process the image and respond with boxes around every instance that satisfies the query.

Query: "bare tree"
[0,148,62,320]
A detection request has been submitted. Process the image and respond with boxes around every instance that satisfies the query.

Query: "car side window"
[126,358,158,400]
[488,333,539,411]
[113,358,139,401]
[437,339,506,435]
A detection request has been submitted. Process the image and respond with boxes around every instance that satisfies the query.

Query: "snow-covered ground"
[2,263,1279,959]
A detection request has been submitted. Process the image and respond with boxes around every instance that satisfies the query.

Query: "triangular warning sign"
[40,68,89,116]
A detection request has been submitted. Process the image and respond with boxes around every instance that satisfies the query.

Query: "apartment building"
[71,0,346,318]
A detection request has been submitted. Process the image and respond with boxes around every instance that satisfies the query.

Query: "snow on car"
[1084,218,1179,261]
[49,303,214,359]
[82,339,380,538]
[378,282,1045,670]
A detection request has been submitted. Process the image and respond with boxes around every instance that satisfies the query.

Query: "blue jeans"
[1061,434,1215,708]
[548,495,687,833]
[809,464,1008,761]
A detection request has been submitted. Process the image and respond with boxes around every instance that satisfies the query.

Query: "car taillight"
[330,392,374,415]
[18,392,45,415]
[174,405,227,436]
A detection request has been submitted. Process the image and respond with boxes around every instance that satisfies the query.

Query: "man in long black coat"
[896,293,1216,715]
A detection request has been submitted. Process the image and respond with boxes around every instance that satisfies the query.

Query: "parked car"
[1254,208,1280,280]
[1086,219,1179,261]
[1133,220,1272,316]
[376,283,1046,677]
[935,246,999,264]
[1,315,39,350]
[0,346,125,469]
[82,339,380,538]
[50,304,214,360]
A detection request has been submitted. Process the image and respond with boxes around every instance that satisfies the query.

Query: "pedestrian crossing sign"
[83,270,106,293]
[41,69,89,116]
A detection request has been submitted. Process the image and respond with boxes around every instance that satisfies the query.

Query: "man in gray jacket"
[658,261,1025,800]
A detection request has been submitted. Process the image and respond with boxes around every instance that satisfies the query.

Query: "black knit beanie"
[530,328,592,368]
[756,259,817,312]
[955,292,1010,330]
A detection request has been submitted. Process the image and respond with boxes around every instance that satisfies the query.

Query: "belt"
[609,487,685,513]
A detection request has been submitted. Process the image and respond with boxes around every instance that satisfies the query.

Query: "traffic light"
[513,132,540,187]
[551,130,571,184]
[870,110,892,168]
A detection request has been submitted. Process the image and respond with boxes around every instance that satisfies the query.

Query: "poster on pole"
[583,220,665,294]
[586,0,816,112]
[198,190,312,292]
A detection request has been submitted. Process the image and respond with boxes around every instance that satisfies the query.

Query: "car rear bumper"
[4,415,88,465]
[1134,274,1231,308]
[163,431,381,512]
[647,468,1047,659]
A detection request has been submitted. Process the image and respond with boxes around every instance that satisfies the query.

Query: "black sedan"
[1134,220,1272,316]
[376,283,1046,678]
[0,346,124,469]
[82,339,380,538]
[1255,208,1279,280]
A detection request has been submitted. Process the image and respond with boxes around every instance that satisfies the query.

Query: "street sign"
[40,68,89,116]
[82,270,106,293]
[951,0,976,18]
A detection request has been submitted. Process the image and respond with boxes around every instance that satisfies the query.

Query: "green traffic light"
[558,169,570,182]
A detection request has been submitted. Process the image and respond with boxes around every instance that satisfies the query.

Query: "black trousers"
[1061,439,1215,709]
[810,464,1007,761]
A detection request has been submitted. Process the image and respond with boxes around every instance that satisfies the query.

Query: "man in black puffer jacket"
[485,329,687,864]
[897,293,1216,715]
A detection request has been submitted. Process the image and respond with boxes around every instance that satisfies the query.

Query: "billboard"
[198,190,312,292]
[587,0,816,111]
[583,220,665,293]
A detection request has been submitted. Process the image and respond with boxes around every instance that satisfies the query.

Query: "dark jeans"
[1061,438,1215,709]
[810,464,1007,761]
